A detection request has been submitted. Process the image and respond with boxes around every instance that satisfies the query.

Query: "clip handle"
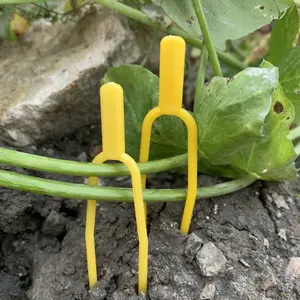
[159,36,186,114]
[100,83,125,159]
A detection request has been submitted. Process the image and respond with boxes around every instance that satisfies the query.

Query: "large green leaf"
[194,64,296,180]
[229,62,296,180]
[102,65,187,160]
[279,47,300,123]
[194,67,278,165]
[267,3,299,66]
[161,0,291,50]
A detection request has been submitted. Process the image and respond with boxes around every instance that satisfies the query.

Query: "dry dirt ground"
[0,126,300,300]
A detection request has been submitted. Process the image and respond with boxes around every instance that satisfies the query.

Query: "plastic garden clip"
[85,83,148,294]
[139,36,198,234]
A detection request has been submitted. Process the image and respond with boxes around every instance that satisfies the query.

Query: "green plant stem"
[0,147,187,176]
[95,0,246,71]
[288,125,300,140]
[0,168,256,202]
[191,0,222,77]
[194,46,208,111]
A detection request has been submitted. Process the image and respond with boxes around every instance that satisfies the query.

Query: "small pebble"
[184,233,203,263]
[263,238,269,249]
[213,204,218,215]
[199,283,216,299]
[261,276,277,291]
[196,242,227,277]
[278,228,287,241]
[46,148,54,157]
[273,195,289,210]
[239,259,250,268]
[77,152,88,162]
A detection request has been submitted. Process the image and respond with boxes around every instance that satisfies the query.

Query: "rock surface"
[0,6,157,146]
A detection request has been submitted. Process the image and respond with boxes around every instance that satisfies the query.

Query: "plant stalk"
[192,0,222,77]
[194,46,208,111]
[94,0,246,71]
[0,147,187,177]
[0,169,257,202]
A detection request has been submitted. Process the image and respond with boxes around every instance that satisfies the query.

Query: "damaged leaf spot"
[186,20,192,25]
[273,101,283,114]
[296,90,300,94]
[259,5,265,10]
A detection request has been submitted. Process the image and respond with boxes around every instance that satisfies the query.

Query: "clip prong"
[139,36,198,234]
[86,83,148,294]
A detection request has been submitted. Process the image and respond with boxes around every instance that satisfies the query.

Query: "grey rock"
[77,152,88,162]
[149,285,196,300]
[42,210,67,236]
[88,282,107,300]
[110,289,145,300]
[0,6,157,146]
[196,242,227,277]
[260,276,277,291]
[184,232,203,263]
[199,283,216,299]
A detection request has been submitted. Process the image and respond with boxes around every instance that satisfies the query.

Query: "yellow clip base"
[85,83,148,295]
[139,35,198,234]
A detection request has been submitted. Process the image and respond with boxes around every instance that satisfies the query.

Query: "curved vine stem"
[194,46,208,111]
[0,147,187,177]
[0,169,256,202]
[191,0,222,77]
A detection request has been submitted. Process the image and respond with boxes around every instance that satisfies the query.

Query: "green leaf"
[194,67,278,165]
[141,4,172,28]
[276,0,294,11]
[267,3,299,66]
[102,65,187,160]
[279,47,300,123]
[161,0,291,50]
[230,62,296,180]
[195,63,296,180]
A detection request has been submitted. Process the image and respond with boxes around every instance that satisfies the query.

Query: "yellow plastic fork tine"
[139,35,198,234]
[85,83,148,294]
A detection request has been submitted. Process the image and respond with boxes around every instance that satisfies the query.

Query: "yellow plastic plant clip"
[139,36,198,234]
[85,83,148,294]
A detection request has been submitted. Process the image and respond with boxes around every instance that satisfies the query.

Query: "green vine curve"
[0,168,256,202]
[0,147,187,176]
